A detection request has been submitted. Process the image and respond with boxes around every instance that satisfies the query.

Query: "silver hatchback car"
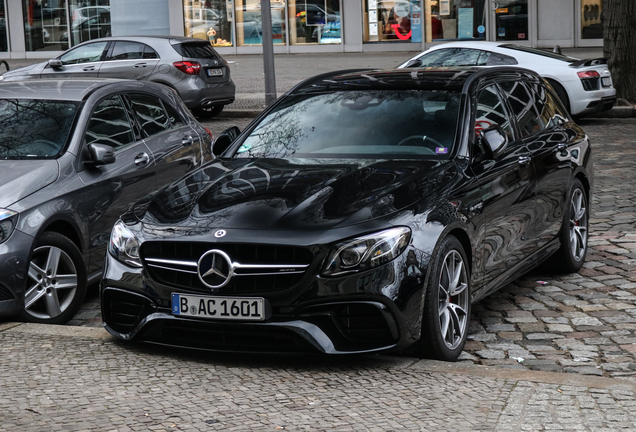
[0,36,235,118]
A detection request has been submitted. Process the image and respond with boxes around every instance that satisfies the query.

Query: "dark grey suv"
[0,36,235,119]
[0,79,213,324]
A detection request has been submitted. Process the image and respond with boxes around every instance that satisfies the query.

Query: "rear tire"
[413,235,471,361]
[551,178,589,273]
[193,104,224,119]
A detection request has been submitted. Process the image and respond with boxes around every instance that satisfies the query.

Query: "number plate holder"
[602,77,612,87]
[171,293,267,321]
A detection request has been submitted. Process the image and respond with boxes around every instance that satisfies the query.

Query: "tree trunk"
[603,0,636,102]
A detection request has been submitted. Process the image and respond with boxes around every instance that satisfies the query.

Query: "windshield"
[234,90,461,159]
[0,99,79,159]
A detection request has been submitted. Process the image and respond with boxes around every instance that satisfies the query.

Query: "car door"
[98,41,160,80]
[40,41,109,79]
[125,92,203,189]
[468,83,537,294]
[75,94,156,273]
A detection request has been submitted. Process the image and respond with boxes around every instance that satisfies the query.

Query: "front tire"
[552,178,589,273]
[20,232,87,325]
[414,235,471,361]
[193,104,224,119]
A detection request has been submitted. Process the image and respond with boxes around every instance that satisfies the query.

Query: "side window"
[85,95,135,149]
[162,102,185,128]
[475,85,514,139]
[128,94,172,137]
[499,81,543,138]
[420,48,487,67]
[142,46,159,59]
[529,82,568,128]
[107,41,146,61]
[60,41,108,65]
[486,52,518,66]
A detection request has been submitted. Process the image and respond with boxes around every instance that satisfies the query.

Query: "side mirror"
[48,59,63,69]
[85,143,116,166]
[479,125,508,159]
[404,58,422,68]
[212,126,241,156]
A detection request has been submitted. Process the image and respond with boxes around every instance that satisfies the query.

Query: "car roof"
[87,35,204,45]
[0,79,131,101]
[288,67,541,95]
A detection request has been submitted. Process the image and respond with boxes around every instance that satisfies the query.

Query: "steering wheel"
[397,135,444,149]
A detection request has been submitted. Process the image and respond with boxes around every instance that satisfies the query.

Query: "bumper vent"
[141,242,314,294]
[0,284,15,302]
[333,303,396,344]
[102,289,155,334]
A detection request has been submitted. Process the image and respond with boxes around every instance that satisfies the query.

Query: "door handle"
[82,66,96,71]
[556,143,568,156]
[518,155,532,167]
[134,63,147,68]
[182,135,194,146]
[134,152,150,166]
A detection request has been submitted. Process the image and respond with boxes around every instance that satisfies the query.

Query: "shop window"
[23,0,70,51]
[0,0,7,52]
[289,0,341,45]
[235,0,286,46]
[494,0,527,41]
[184,0,234,47]
[364,0,422,43]
[581,0,602,39]
[69,0,111,46]
[424,0,485,42]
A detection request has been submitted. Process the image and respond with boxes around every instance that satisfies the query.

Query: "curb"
[587,106,636,119]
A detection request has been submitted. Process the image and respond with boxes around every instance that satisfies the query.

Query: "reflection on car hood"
[0,160,59,208]
[136,158,448,230]
[1,63,46,81]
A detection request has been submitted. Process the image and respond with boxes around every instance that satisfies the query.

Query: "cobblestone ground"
[70,118,636,381]
[2,324,636,431]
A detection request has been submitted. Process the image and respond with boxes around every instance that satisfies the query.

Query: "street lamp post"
[261,0,277,106]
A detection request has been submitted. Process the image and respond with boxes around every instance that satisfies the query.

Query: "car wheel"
[193,105,224,119]
[552,178,589,273]
[547,79,571,115]
[20,232,87,325]
[414,235,471,361]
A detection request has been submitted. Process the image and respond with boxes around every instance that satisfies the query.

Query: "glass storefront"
[289,0,341,45]
[184,0,234,47]
[494,0,527,41]
[363,0,422,43]
[234,0,286,46]
[581,0,602,39]
[0,0,7,51]
[68,0,111,46]
[423,0,485,42]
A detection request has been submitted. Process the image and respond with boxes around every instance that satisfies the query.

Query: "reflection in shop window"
[235,0,286,46]
[68,0,111,46]
[289,1,341,45]
[494,0,527,41]
[184,0,234,47]
[364,0,422,43]
[424,0,485,42]
[0,0,7,52]
[581,0,602,39]
[23,0,70,51]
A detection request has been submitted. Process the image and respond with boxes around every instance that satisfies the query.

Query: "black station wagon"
[101,67,592,360]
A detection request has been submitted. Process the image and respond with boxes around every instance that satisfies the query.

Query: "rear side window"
[173,42,219,59]
[499,81,543,138]
[85,96,135,149]
[528,82,568,128]
[128,93,172,137]
[107,42,159,61]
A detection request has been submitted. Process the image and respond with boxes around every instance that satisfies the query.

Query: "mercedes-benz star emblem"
[214,229,227,238]
[197,249,234,289]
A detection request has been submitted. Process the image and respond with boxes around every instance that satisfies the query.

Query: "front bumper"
[0,229,35,317]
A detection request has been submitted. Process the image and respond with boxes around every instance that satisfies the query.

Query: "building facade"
[0,0,604,59]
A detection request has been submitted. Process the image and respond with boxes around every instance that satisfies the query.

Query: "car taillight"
[577,70,600,79]
[173,61,201,75]
[204,127,214,139]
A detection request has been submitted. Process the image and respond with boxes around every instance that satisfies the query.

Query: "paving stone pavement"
[2,323,636,431]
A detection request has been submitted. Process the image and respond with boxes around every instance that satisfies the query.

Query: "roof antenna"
[553,45,562,55]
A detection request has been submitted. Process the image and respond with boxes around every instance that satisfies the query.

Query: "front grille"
[0,284,15,301]
[102,289,155,334]
[141,242,314,294]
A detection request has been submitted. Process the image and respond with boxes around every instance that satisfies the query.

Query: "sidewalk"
[1,321,635,431]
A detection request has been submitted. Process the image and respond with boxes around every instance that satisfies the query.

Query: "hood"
[0,160,59,208]
[1,63,45,81]
[136,158,450,231]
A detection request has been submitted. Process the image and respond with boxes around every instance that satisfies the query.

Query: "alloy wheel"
[25,245,78,320]
[569,188,588,262]
[438,249,469,350]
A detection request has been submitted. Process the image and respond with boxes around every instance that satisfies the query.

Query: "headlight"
[0,75,4,82]
[321,227,411,277]
[108,220,142,267]
[0,209,18,243]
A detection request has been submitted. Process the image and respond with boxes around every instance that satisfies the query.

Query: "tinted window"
[486,52,518,66]
[85,96,135,149]
[529,82,568,128]
[108,41,146,60]
[128,94,171,137]
[499,81,543,137]
[419,48,490,67]
[173,42,219,59]
[60,41,108,65]
[475,85,514,141]
[142,46,159,59]
[163,102,184,128]
[0,99,79,159]
[234,90,461,159]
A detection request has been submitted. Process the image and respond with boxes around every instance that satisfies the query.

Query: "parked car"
[398,41,616,118]
[0,36,235,119]
[0,79,214,325]
[101,66,592,360]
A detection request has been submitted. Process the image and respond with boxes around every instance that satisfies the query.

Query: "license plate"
[171,293,265,321]
[602,77,612,87]
[207,68,223,77]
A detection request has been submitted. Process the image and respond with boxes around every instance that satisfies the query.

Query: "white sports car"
[398,41,616,118]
